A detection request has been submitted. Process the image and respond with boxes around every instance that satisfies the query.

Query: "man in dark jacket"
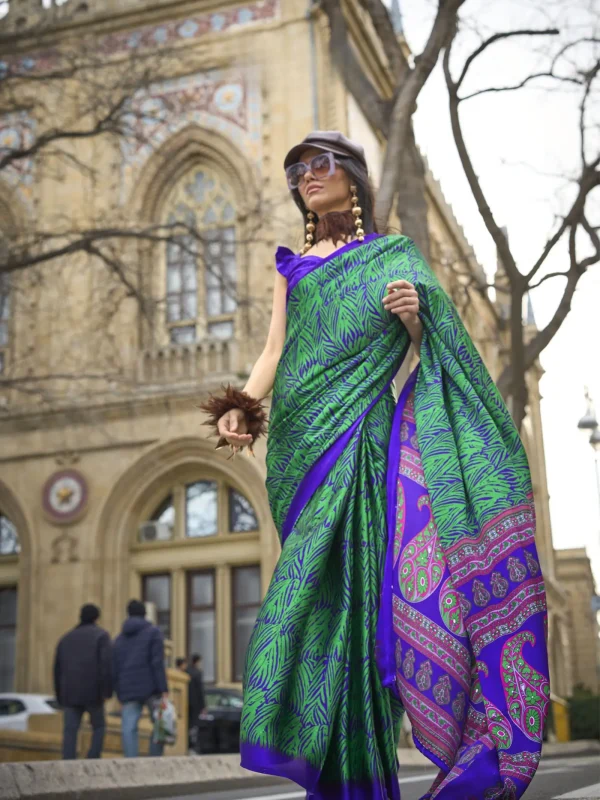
[53,603,112,760]
[113,599,169,757]
[186,653,206,748]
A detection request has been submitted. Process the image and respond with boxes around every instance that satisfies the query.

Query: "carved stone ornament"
[42,469,89,525]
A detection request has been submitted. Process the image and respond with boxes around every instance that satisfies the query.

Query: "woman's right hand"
[217,408,253,449]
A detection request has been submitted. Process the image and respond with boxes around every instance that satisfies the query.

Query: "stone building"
[555,548,600,694]
[0,0,573,722]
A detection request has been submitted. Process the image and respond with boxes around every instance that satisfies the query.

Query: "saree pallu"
[240,234,549,800]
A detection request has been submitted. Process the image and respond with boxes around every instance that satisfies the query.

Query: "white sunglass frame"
[286,151,338,190]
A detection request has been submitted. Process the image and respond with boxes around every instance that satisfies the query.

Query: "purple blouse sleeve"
[275,246,296,279]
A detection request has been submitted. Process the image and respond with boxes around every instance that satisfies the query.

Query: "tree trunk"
[394,136,431,262]
[507,286,528,432]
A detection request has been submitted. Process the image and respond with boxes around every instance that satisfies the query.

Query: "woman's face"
[296,147,352,215]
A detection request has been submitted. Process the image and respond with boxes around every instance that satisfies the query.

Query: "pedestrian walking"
[175,657,188,672]
[112,599,169,758]
[201,131,550,799]
[186,653,205,748]
[53,603,112,760]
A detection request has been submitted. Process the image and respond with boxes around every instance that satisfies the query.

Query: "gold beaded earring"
[351,185,364,242]
[301,211,316,255]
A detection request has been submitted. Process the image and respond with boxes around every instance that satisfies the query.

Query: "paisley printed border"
[399,447,426,486]
[468,579,547,656]
[447,508,536,586]
[398,674,462,767]
[499,750,541,782]
[393,596,471,689]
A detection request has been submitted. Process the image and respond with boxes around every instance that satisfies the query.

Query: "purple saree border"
[281,347,409,545]
[240,741,401,800]
[375,364,420,688]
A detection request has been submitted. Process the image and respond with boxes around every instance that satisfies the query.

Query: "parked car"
[193,687,243,754]
[0,694,60,731]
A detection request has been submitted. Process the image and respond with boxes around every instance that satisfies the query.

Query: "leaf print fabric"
[240,235,549,800]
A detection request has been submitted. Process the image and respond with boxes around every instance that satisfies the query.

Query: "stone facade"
[0,0,573,715]
[555,548,600,694]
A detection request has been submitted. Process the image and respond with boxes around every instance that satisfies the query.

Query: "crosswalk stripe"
[553,783,600,799]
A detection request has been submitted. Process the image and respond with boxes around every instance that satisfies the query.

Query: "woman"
[201,131,549,800]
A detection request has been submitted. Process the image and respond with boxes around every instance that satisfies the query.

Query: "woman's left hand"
[383,279,419,325]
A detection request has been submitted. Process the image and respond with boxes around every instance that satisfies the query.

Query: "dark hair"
[191,653,202,666]
[176,657,187,668]
[127,599,146,618]
[291,154,379,239]
[80,604,100,624]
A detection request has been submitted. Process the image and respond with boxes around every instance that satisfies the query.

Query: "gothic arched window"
[164,165,237,344]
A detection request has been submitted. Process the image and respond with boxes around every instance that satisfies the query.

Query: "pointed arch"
[128,125,258,349]
[129,124,258,224]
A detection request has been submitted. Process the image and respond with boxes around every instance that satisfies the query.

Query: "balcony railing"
[138,338,238,386]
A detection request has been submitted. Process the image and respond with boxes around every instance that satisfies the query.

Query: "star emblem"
[56,486,74,505]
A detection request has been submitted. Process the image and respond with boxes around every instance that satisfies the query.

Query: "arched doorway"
[95,437,275,687]
[0,480,32,692]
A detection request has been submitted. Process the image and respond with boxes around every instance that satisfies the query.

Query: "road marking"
[553,784,600,799]
[539,767,580,775]
[399,772,439,785]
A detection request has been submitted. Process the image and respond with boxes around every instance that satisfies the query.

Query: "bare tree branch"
[455,29,560,90]
[376,0,466,223]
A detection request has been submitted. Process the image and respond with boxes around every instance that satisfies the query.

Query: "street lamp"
[577,389,598,431]
[577,389,600,518]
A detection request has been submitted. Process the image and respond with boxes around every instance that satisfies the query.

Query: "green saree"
[239,234,549,800]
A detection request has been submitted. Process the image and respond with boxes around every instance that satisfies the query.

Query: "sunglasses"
[285,151,338,190]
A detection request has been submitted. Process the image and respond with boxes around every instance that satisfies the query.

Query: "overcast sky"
[397,0,600,584]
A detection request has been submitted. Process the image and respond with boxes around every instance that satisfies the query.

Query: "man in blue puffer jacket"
[113,599,169,757]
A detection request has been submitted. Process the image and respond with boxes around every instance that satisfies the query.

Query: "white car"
[0,693,60,732]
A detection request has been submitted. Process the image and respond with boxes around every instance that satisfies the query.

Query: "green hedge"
[569,694,600,740]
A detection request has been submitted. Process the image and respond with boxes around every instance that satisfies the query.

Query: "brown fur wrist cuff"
[199,384,268,451]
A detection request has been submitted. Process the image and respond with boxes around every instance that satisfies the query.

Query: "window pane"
[0,352,4,374]
[0,516,20,556]
[188,610,215,683]
[190,573,214,607]
[182,291,197,319]
[170,325,196,344]
[207,321,234,340]
[208,241,222,258]
[223,203,235,223]
[233,607,258,682]
[144,575,170,611]
[206,287,222,316]
[229,489,259,532]
[166,263,182,293]
[0,323,7,347]
[0,587,17,692]
[182,260,197,291]
[151,496,175,533]
[234,566,261,605]
[232,566,260,683]
[186,481,218,538]
[143,575,171,640]
[223,293,236,315]
[0,586,17,626]
[167,295,181,322]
